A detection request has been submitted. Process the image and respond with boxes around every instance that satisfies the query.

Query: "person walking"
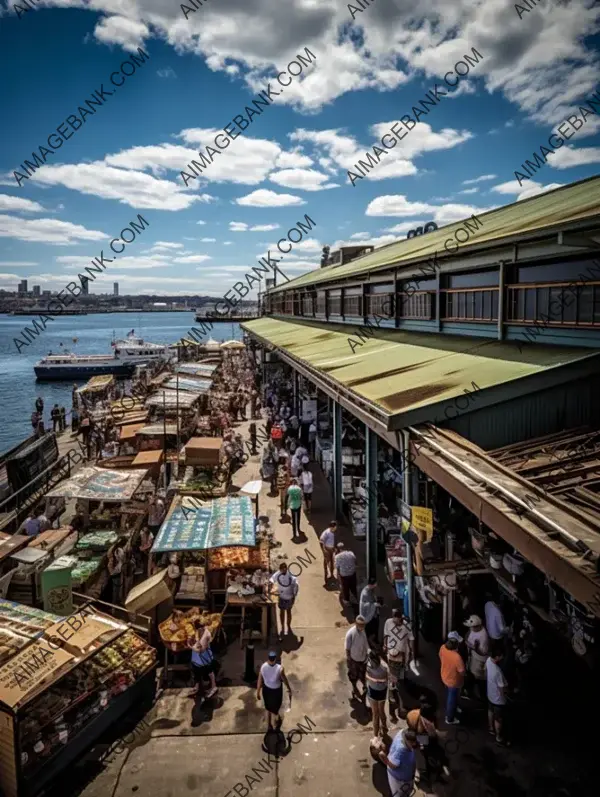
[366,650,389,737]
[51,404,61,433]
[335,543,358,605]
[360,576,381,645]
[406,699,450,783]
[268,563,299,639]
[486,644,510,746]
[276,454,290,521]
[378,728,418,797]
[189,618,218,700]
[256,651,292,733]
[287,478,303,538]
[345,615,369,699]
[383,608,414,715]
[300,464,313,515]
[439,632,466,725]
[464,614,489,700]
[319,521,337,586]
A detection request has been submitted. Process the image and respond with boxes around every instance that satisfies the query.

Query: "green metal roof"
[243,317,600,427]
[272,176,600,294]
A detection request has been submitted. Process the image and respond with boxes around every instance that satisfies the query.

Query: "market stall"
[0,600,157,797]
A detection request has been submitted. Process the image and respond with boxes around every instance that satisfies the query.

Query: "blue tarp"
[151,495,256,552]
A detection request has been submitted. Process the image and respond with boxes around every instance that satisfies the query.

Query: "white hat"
[464,615,482,628]
[447,630,463,643]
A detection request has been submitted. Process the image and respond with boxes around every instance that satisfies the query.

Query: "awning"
[46,466,148,502]
[409,425,600,617]
[242,317,600,433]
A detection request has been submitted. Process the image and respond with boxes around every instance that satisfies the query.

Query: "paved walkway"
[56,419,593,797]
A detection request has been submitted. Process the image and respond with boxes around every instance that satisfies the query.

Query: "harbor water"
[0,312,242,454]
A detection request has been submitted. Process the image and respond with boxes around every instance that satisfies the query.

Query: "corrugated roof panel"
[271,176,600,293]
[243,317,600,419]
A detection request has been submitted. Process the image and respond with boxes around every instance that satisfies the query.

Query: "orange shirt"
[439,645,465,688]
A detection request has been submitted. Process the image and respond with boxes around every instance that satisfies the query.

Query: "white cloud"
[235,189,305,207]
[547,145,600,169]
[462,174,497,185]
[269,168,337,191]
[0,195,45,213]
[0,215,106,245]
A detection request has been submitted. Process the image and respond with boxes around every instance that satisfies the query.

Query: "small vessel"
[34,331,172,381]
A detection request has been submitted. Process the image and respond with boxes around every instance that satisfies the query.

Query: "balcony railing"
[442,287,499,322]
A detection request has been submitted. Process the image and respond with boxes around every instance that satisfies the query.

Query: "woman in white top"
[256,651,292,732]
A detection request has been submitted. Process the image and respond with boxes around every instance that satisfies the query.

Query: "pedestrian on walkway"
[378,728,418,797]
[464,614,489,700]
[486,644,510,746]
[319,521,337,585]
[439,632,465,725]
[335,543,358,605]
[51,404,61,432]
[276,455,290,521]
[269,563,299,639]
[366,650,389,737]
[360,576,381,645]
[256,651,292,733]
[189,618,218,700]
[287,478,303,538]
[345,615,368,699]
[300,464,313,515]
[383,609,414,715]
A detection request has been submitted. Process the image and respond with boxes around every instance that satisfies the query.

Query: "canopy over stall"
[78,375,115,395]
[151,495,256,553]
[46,466,148,502]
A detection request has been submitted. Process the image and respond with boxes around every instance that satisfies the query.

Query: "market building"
[242,176,600,666]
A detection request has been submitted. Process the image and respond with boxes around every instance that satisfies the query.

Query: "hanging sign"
[411,506,433,541]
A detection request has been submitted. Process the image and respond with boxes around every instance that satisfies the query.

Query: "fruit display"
[159,607,222,651]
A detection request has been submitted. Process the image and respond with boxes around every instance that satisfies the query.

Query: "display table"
[225,593,276,648]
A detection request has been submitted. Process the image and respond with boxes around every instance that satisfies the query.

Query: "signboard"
[41,565,73,616]
[411,506,433,541]
[301,399,317,423]
[0,639,73,708]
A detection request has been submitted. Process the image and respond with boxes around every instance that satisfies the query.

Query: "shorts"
[278,597,294,611]
[488,701,505,721]
[367,686,388,701]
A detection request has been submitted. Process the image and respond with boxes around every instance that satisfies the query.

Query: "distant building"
[33,285,41,297]
[18,279,28,294]
[81,277,89,296]
[114,282,119,296]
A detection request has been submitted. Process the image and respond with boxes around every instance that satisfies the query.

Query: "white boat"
[34,331,173,381]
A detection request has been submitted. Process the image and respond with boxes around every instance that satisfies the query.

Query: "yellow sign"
[411,506,433,540]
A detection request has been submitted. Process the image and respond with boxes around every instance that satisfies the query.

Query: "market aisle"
[73,423,408,797]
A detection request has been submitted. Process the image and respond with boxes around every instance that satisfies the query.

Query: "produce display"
[159,607,221,651]
[75,531,118,551]
[17,629,157,774]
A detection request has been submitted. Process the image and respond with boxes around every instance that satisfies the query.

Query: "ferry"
[34,331,173,381]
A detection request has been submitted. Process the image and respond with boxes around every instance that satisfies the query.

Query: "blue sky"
[0,0,599,297]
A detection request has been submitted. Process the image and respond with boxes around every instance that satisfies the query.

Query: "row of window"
[268,282,600,327]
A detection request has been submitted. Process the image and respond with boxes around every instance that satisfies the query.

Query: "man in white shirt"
[484,597,507,641]
[269,563,299,639]
[486,645,509,746]
[319,521,337,585]
[345,615,368,699]
[300,465,313,514]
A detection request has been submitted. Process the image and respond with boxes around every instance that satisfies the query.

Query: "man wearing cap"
[345,615,369,699]
[335,543,357,605]
[464,615,489,700]
[439,632,466,725]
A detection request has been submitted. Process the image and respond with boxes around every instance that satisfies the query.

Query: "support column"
[366,425,378,582]
[332,401,343,520]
